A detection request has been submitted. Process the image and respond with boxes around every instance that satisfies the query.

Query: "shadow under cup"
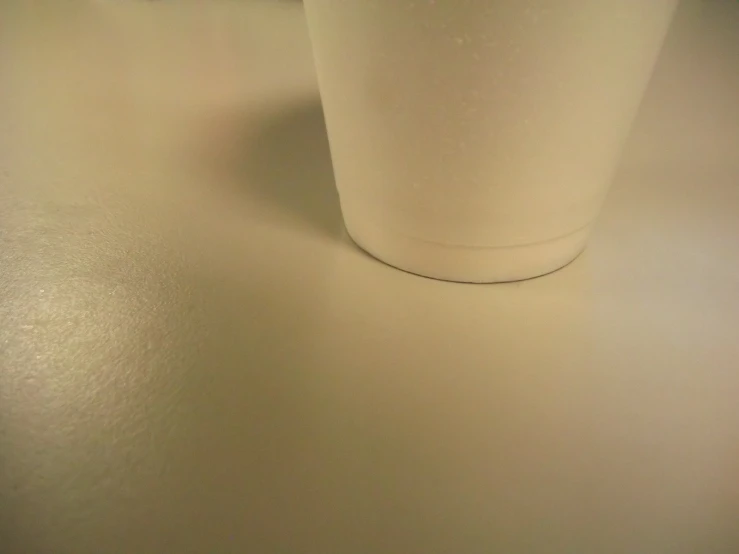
[304,0,679,282]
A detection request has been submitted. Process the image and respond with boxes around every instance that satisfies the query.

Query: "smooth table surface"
[1,1,738,553]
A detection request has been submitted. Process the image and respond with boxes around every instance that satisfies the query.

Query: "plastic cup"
[304,0,677,282]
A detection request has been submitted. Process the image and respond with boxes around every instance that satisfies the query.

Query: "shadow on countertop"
[189,97,343,241]
[245,99,342,240]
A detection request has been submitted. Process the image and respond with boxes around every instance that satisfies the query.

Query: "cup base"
[343,213,590,283]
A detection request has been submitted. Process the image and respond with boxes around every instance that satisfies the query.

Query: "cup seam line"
[352,220,595,250]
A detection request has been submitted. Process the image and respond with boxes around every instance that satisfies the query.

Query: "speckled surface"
[1,1,738,553]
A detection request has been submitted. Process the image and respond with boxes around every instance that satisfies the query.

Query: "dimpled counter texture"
[1,1,738,553]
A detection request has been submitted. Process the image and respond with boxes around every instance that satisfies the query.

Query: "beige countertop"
[1,1,738,553]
